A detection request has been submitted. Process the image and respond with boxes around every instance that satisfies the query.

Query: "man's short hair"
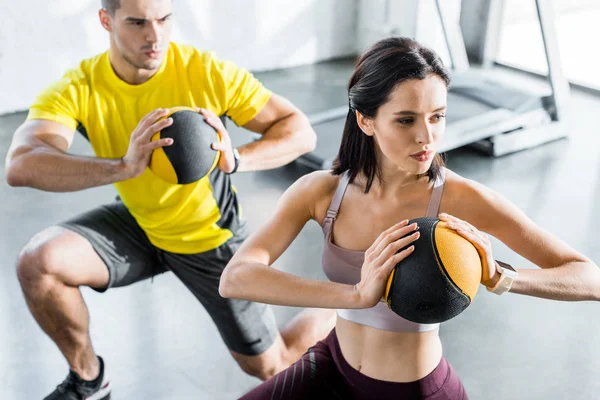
[101,0,121,15]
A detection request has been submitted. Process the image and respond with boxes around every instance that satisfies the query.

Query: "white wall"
[356,0,459,68]
[0,0,358,115]
[356,0,419,53]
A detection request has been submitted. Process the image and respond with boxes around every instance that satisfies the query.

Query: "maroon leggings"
[240,329,468,400]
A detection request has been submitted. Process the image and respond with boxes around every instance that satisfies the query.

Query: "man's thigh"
[59,201,167,291]
[164,225,278,356]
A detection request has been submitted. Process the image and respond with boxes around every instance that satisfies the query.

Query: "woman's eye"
[432,114,446,122]
[397,119,414,125]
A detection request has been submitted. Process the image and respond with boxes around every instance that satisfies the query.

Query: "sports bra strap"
[322,169,446,234]
[425,168,446,217]
[322,171,351,235]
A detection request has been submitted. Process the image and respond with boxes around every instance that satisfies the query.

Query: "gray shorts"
[58,201,277,356]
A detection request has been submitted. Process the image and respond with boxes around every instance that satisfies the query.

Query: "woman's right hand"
[355,220,420,308]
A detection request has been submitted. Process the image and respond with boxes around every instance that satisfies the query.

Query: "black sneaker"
[43,356,111,400]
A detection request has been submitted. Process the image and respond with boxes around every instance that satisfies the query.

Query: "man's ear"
[99,9,113,32]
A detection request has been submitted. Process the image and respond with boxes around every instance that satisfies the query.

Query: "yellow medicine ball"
[383,217,483,324]
[150,106,221,184]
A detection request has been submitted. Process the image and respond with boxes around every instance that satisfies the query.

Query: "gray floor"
[1,73,600,399]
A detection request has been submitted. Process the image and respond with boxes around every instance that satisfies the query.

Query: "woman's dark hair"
[331,37,451,193]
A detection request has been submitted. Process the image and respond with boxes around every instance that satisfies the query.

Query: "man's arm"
[236,94,317,172]
[5,109,173,192]
[5,119,128,192]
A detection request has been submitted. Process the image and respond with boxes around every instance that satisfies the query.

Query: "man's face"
[102,0,173,71]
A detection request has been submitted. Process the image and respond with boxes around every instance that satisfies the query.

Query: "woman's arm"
[445,175,600,301]
[219,172,419,309]
[219,172,361,308]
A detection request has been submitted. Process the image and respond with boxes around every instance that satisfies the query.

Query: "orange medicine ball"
[383,217,483,324]
[150,106,221,184]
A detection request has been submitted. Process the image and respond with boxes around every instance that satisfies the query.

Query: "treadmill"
[275,0,569,170]
[434,0,570,156]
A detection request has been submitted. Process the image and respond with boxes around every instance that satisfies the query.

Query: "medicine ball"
[383,217,482,324]
[150,106,220,184]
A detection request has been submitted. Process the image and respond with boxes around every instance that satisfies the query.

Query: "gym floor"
[1,83,599,399]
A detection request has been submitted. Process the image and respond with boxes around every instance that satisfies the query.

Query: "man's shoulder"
[59,51,107,87]
[168,42,223,68]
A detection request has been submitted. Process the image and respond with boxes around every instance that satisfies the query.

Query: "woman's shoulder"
[441,167,504,219]
[443,168,493,197]
[292,170,343,193]
[288,170,345,222]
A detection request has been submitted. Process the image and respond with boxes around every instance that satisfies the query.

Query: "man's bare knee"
[16,227,108,290]
[17,227,68,288]
[236,357,280,381]
[231,343,288,381]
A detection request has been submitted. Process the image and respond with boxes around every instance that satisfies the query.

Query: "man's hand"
[198,108,237,174]
[122,108,174,178]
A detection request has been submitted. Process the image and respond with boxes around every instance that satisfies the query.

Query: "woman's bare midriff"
[335,315,443,382]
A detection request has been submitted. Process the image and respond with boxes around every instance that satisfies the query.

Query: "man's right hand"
[121,108,174,178]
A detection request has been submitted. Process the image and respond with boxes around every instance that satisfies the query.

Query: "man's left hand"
[197,108,236,174]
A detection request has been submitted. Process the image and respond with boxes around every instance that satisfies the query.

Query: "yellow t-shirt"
[27,42,271,254]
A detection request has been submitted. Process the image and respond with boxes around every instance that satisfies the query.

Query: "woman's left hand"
[439,213,499,288]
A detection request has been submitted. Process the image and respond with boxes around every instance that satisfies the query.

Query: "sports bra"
[321,170,446,332]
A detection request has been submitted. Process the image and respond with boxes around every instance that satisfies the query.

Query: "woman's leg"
[240,330,349,400]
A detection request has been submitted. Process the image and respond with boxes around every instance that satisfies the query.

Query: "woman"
[219,37,600,399]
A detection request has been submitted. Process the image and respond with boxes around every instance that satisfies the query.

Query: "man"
[5,0,334,398]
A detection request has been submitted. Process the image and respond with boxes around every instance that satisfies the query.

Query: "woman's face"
[359,74,448,175]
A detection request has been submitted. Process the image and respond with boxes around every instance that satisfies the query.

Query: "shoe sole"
[86,381,111,400]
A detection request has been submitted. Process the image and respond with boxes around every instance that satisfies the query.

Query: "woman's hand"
[439,213,499,287]
[355,220,420,308]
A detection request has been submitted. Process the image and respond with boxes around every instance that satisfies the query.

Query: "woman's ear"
[355,111,374,137]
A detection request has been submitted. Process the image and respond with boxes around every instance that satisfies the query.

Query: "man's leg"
[230,309,336,380]
[163,229,336,381]
[16,202,167,397]
[17,227,109,380]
